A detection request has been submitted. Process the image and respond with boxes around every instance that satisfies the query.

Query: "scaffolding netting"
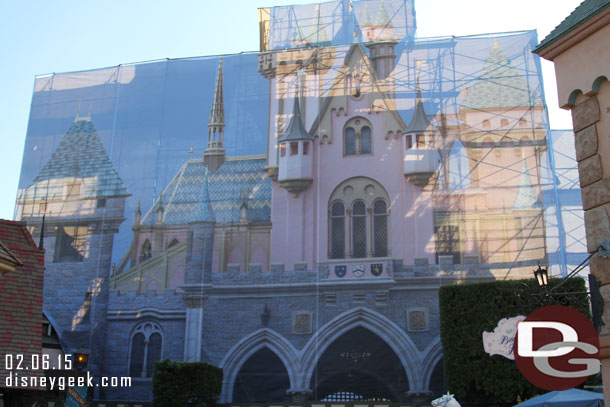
[14,0,588,403]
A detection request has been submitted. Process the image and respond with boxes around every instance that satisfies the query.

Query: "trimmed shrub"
[439,277,590,404]
[152,359,223,407]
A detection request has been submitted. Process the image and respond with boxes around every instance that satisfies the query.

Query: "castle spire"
[205,58,226,172]
[190,169,215,223]
[209,58,225,132]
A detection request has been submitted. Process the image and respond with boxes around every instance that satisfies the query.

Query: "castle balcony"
[403,148,440,187]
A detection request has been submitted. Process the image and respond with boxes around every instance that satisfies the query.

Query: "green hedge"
[152,360,223,407]
[439,277,590,404]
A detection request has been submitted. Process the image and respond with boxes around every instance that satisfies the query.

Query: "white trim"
[107,308,185,320]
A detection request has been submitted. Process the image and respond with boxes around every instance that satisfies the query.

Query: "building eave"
[534,5,610,60]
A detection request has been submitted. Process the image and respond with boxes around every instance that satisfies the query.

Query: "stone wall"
[570,91,610,334]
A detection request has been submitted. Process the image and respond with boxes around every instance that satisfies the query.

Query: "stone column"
[569,95,610,399]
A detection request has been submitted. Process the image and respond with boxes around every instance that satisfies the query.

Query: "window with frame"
[54,225,89,262]
[343,117,373,156]
[328,178,390,259]
[140,240,152,263]
[129,322,162,378]
[352,201,367,258]
[373,200,388,257]
[435,223,461,264]
[290,141,298,156]
[330,201,345,259]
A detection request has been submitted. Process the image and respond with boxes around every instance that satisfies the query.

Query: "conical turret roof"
[462,42,544,109]
[278,97,313,142]
[404,88,433,134]
[189,168,215,223]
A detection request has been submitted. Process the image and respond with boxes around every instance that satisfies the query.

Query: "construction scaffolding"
[13,0,589,403]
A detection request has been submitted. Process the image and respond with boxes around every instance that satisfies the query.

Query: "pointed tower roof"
[404,86,433,134]
[278,97,313,142]
[375,0,392,27]
[29,117,129,199]
[512,160,542,209]
[305,4,330,45]
[361,3,373,27]
[189,168,215,223]
[209,58,225,129]
[462,42,544,109]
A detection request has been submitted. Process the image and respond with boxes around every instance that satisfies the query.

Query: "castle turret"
[186,168,215,285]
[277,97,314,196]
[204,58,226,172]
[403,86,440,187]
[363,0,397,80]
[183,168,215,362]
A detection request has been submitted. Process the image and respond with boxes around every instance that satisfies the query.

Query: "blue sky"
[0,0,581,220]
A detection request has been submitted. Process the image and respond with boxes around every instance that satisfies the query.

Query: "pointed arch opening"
[448,140,471,189]
[140,239,152,263]
[233,347,290,403]
[310,326,409,401]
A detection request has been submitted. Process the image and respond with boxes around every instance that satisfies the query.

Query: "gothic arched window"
[361,126,372,154]
[330,201,345,259]
[328,178,390,259]
[352,201,367,258]
[373,200,388,257]
[448,140,471,189]
[129,322,162,378]
[343,117,373,156]
[345,127,356,156]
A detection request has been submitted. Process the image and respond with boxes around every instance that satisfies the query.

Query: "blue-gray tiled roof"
[30,119,129,199]
[462,44,544,109]
[141,157,271,225]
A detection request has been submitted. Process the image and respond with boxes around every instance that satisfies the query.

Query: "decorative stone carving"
[578,154,603,187]
[582,178,610,210]
[575,125,598,161]
[293,312,312,334]
[407,308,428,332]
[572,96,600,132]
[278,178,313,197]
[584,206,610,253]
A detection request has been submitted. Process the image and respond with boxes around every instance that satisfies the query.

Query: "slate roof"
[278,98,313,142]
[461,43,544,109]
[28,118,129,199]
[0,220,45,388]
[0,241,23,268]
[189,168,215,223]
[534,0,610,53]
[141,157,271,226]
[404,90,433,134]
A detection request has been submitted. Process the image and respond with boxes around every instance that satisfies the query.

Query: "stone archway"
[309,326,409,401]
[220,328,299,402]
[233,347,291,403]
[300,307,424,400]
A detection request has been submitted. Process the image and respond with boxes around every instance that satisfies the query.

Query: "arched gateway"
[220,307,430,402]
